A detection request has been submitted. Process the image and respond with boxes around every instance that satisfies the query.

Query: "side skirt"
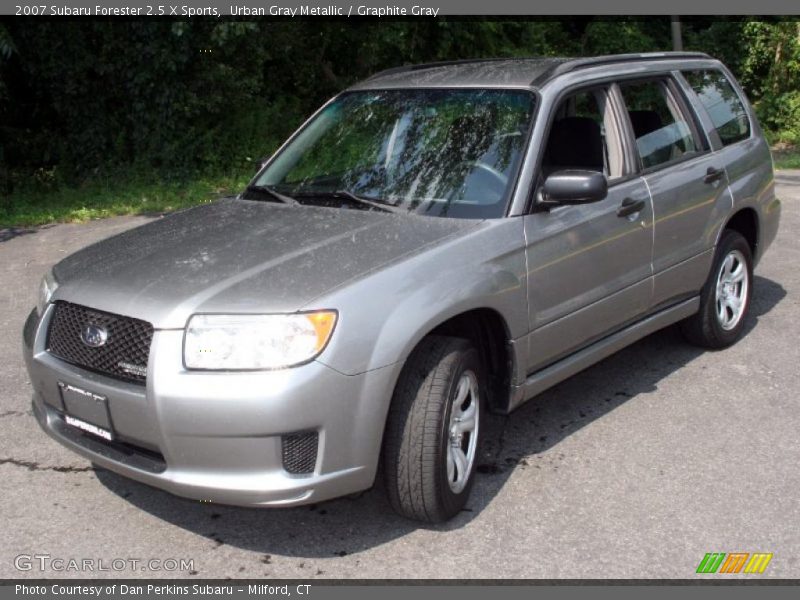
[507,296,700,412]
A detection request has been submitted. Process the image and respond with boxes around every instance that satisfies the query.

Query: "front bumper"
[23,306,397,506]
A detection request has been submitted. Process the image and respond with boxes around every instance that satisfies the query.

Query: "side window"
[684,70,751,146]
[541,87,624,180]
[619,79,699,170]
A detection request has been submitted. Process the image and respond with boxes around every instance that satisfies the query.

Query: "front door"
[524,84,654,374]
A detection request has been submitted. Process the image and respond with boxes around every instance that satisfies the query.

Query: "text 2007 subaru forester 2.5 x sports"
[23,53,780,522]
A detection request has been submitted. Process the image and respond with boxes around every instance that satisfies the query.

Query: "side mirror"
[540,170,608,206]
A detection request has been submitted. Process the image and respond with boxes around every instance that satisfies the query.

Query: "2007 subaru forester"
[23,52,781,522]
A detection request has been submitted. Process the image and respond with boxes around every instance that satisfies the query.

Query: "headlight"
[37,270,58,315]
[184,311,337,370]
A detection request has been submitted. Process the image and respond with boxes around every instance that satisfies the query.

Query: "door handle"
[617,197,646,218]
[704,166,725,184]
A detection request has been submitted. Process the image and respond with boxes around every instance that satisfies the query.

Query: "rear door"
[617,77,734,309]
[523,84,654,373]
[677,68,775,262]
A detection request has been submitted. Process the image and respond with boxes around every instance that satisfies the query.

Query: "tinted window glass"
[254,89,535,219]
[620,80,698,169]
[684,70,750,146]
[542,87,624,179]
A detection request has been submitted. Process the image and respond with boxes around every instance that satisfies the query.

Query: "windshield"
[250,89,535,218]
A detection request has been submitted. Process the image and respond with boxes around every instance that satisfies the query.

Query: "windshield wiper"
[243,184,299,205]
[295,189,404,214]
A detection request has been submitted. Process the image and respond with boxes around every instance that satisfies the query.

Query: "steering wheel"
[452,160,508,201]
[460,160,508,186]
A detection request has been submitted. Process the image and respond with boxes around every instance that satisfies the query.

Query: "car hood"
[51,199,478,329]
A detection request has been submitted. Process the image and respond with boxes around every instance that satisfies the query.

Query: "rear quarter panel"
[677,65,780,264]
[722,135,779,265]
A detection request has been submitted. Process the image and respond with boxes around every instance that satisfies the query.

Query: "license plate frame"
[58,382,114,441]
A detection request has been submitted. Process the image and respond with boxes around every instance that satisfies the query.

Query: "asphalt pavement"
[1,173,798,579]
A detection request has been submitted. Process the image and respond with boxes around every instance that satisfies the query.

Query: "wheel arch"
[413,307,515,415]
[720,207,759,260]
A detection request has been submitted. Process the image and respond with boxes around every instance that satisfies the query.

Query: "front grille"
[281,431,319,475]
[46,301,153,384]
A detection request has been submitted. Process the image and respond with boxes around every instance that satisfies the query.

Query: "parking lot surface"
[1,173,798,579]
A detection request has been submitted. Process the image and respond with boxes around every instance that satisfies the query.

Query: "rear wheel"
[680,230,753,349]
[383,336,484,522]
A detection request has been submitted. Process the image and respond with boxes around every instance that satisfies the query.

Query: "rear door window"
[683,70,751,146]
[619,79,700,170]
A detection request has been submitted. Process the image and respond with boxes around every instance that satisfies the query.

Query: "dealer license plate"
[58,382,114,441]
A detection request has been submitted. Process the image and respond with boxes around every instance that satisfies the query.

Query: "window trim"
[608,83,641,179]
[666,77,711,152]
[673,70,723,150]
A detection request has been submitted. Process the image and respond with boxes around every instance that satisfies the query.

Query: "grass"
[0,171,253,228]
[772,145,800,170]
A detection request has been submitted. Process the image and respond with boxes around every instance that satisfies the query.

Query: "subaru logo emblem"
[81,324,108,348]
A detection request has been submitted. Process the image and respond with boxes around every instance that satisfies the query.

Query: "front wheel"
[383,336,484,522]
[680,230,754,349]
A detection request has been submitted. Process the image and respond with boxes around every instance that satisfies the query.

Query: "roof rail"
[366,57,549,81]
[536,51,712,83]
[364,52,713,86]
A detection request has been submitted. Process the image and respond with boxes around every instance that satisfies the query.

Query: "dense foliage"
[0,18,799,217]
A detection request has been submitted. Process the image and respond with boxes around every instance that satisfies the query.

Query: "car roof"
[348,52,712,91]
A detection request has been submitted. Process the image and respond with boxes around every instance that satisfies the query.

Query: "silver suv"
[23,52,781,522]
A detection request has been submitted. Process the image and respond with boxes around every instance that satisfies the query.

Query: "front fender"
[306,218,528,376]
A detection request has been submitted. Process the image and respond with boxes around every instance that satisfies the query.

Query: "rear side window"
[619,80,699,170]
[684,70,751,146]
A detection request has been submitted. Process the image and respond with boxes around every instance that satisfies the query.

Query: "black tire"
[383,335,484,522]
[680,230,754,349]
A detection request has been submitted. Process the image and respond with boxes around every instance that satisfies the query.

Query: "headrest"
[628,110,664,139]
[547,117,603,170]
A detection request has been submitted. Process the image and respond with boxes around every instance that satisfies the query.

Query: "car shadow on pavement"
[94,275,786,559]
[0,223,59,243]
[0,227,37,243]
